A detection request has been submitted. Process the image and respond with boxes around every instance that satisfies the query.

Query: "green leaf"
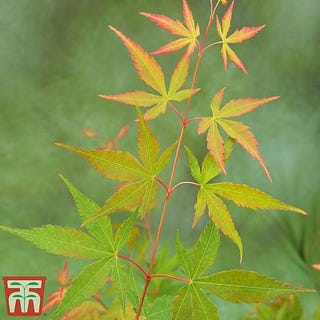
[115,210,138,251]
[127,269,147,317]
[154,141,177,175]
[209,182,307,215]
[201,137,234,184]
[112,258,128,313]
[172,285,219,320]
[194,186,243,261]
[50,257,113,319]
[176,231,192,278]
[147,295,173,320]
[59,175,114,249]
[0,225,111,259]
[192,221,220,279]
[197,270,315,303]
[55,143,149,182]
[172,286,192,320]
[137,108,160,172]
[97,179,155,219]
[185,146,201,182]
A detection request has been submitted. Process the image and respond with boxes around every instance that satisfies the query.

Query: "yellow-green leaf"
[0,225,111,260]
[171,88,200,102]
[201,138,234,184]
[198,186,243,260]
[50,257,113,320]
[185,146,201,182]
[59,175,114,249]
[109,26,166,95]
[137,108,160,172]
[168,56,190,96]
[192,221,220,279]
[197,270,315,303]
[55,143,149,182]
[172,285,219,320]
[99,91,163,107]
[209,182,307,215]
[95,179,157,219]
[218,96,279,118]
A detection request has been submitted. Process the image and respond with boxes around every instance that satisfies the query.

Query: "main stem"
[135,3,219,318]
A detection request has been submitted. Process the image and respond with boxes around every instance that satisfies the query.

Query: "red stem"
[151,273,190,283]
[135,2,220,318]
[117,253,148,278]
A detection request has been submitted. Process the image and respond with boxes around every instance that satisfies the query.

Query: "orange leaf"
[218,96,279,118]
[206,121,226,175]
[151,38,192,55]
[199,89,278,181]
[227,26,266,44]
[216,0,265,73]
[218,119,272,182]
[140,12,189,37]
[109,26,166,94]
[141,0,199,56]
[99,91,163,107]
[182,0,196,34]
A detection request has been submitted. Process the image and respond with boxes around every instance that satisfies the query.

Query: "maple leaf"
[99,27,199,120]
[56,109,176,220]
[172,222,313,320]
[216,0,265,74]
[198,88,279,181]
[141,0,200,56]
[185,140,306,260]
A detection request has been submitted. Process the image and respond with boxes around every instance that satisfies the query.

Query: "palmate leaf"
[196,187,243,260]
[147,295,173,320]
[141,0,200,56]
[172,225,314,320]
[185,141,306,260]
[57,110,175,220]
[50,257,114,320]
[209,182,307,215]
[59,175,114,249]
[197,270,314,303]
[99,28,199,120]
[198,88,279,181]
[0,225,112,260]
[216,0,265,74]
[55,143,148,182]
[192,221,220,279]
[172,285,219,320]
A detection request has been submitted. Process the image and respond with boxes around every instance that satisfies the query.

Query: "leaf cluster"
[0,0,315,319]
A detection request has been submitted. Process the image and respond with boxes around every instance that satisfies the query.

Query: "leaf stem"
[135,2,221,318]
[203,40,223,52]
[151,273,190,283]
[154,177,169,195]
[171,181,200,193]
[168,101,184,123]
[117,253,148,278]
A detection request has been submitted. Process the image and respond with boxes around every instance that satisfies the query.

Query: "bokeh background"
[1,0,319,318]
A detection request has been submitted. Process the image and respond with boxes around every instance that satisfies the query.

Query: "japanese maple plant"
[1,0,315,319]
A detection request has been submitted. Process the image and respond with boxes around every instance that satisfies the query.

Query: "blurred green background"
[0,0,319,318]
